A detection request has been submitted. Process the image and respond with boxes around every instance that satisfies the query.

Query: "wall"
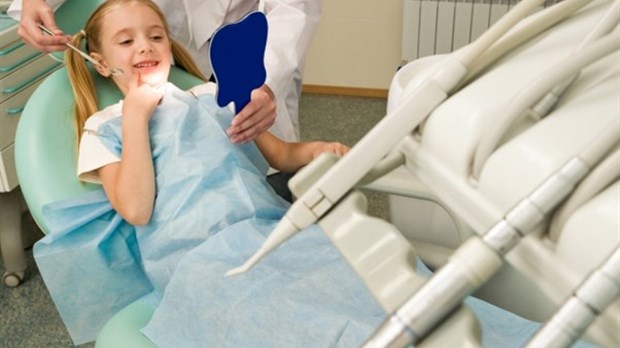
[302,0,404,92]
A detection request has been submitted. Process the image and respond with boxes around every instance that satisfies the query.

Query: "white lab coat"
[8,0,321,142]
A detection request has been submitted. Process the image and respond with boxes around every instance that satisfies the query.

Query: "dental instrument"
[362,120,619,348]
[226,0,550,276]
[36,23,123,76]
[471,26,620,180]
[525,247,620,348]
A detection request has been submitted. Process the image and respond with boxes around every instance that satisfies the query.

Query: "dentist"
[8,0,321,201]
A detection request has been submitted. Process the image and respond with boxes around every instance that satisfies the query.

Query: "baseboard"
[302,85,388,98]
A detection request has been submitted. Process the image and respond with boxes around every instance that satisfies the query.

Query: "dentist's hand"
[227,84,276,143]
[18,0,71,52]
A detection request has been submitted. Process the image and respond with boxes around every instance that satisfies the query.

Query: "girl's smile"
[90,2,172,94]
[133,59,160,74]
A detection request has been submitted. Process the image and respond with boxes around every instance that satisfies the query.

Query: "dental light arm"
[471,26,620,180]
[526,247,620,348]
[226,0,548,276]
[362,121,619,348]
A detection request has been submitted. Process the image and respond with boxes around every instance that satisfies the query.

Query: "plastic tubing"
[471,27,620,179]
[530,0,620,119]
[579,0,620,45]
[459,0,592,90]
[548,147,619,241]
[456,0,548,66]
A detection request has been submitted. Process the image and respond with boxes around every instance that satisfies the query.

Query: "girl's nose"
[138,39,154,54]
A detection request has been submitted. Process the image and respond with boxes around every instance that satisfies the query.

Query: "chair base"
[95,300,156,348]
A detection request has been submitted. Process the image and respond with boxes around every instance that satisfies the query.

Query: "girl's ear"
[90,52,111,77]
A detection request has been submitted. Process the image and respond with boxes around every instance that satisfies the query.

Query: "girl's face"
[91,2,172,94]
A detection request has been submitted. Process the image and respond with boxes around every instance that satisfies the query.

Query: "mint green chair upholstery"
[15,27,203,348]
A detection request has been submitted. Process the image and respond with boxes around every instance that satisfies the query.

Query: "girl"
[67,0,345,226]
[38,0,384,345]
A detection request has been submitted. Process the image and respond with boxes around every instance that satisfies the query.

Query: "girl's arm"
[97,74,162,225]
[255,132,349,173]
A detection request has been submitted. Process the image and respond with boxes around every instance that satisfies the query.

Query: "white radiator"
[402,0,561,61]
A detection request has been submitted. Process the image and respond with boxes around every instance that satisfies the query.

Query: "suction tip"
[225,248,264,277]
[225,216,301,277]
[225,264,251,277]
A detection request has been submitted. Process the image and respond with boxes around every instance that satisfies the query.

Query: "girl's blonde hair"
[66,0,207,143]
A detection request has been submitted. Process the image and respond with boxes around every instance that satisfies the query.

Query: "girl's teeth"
[136,62,157,68]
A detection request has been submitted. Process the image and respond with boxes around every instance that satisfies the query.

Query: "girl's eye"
[151,35,164,41]
[119,39,133,45]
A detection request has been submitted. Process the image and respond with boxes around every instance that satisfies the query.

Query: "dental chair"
[15,63,204,347]
[15,67,205,347]
[13,2,203,344]
[13,36,484,348]
[15,67,492,348]
[15,0,619,347]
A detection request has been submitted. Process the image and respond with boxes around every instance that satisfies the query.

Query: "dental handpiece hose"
[227,0,549,276]
[363,122,619,348]
[526,248,620,348]
[530,0,620,119]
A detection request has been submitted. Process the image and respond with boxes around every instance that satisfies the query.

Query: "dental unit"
[227,0,620,346]
[227,0,553,276]
[362,121,619,347]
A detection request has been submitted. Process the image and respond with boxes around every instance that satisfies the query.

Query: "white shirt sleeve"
[262,0,321,101]
[77,105,123,184]
[7,0,68,20]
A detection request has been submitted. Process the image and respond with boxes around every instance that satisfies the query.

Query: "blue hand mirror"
[209,11,268,113]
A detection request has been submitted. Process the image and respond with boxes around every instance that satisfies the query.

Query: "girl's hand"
[227,84,276,143]
[122,72,163,123]
[254,132,350,173]
[312,142,350,158]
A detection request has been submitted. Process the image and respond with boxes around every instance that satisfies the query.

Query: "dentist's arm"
[8,0,71,52]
